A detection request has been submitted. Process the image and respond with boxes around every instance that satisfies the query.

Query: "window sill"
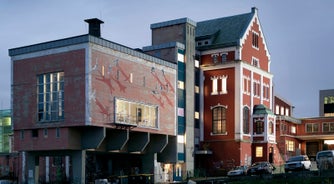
[210,132,228,136]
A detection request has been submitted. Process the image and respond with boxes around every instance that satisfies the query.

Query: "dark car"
[247,162,275,175]
[284,155,312,172]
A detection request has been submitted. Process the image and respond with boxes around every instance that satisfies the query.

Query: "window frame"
[243,106,250,134]
[37,72,64,123]
[211,106,227,135]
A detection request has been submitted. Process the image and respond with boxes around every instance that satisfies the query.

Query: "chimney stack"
[85,18,104,37]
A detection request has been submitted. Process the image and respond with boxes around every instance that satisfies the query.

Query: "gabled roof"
[196,7,270,60]
[196,10,254,48]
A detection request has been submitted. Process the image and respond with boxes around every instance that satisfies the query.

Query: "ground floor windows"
[255,146,263,157]
[286,140,295,152]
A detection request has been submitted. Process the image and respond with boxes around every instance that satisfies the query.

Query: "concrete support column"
[71,150,86,184]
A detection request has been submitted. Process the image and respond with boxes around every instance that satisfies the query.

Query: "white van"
[316,150,334,170]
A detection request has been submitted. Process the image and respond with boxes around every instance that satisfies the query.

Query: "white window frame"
[211,76,219,95]
[220,75,228,94]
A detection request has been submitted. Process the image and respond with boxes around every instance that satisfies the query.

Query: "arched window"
[212,106,226,134]
[268,121,274,134]
[243,107,250,134]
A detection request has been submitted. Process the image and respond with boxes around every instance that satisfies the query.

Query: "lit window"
[275,105,280,115]
[286,140,294,152]
[285,107,289,116]
[212,106,227,134]
[195,86,200,94]
[177,135,185,144]
[115,98,158,128]
[252,31,259,49]
[195,112,199,119]
[178,108,184,117]
[291,126,296,134]
[178,53,184,62]
[268,121,274,134]
[178,81,184,90]
[37,72,64,122]
[280,107,285,115]
[195,60,200,68]
[220,76,228,94]
[211,77,218,95]
[256,146,263,157]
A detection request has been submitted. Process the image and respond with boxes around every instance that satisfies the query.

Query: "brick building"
[9,19,181,183]
[8,7,334,183]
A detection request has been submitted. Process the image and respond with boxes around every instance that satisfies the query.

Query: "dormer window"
[221,53,228,62]
[211,54,219,64]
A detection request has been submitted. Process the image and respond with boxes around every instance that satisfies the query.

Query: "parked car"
[247,162,275,175]
[227,165,248,177]
[316,150,334,170]
[284,155,312,172]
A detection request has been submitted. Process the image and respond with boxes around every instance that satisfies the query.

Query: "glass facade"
[0,109,11,153]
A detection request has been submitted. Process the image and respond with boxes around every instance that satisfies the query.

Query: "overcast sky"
[1,0,333,118]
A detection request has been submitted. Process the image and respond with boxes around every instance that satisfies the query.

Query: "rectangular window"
[254,121,264,134]
[195,60,200,68]
[285,108,290,116]
[253,81,260,97]
[275,105,280,115]
[37,72,64,122]
[286,140,295,151]
[20,130,24,140]
[252,31,259,49]
[252,57,259,67]
[178,81,184,90]
[212,54,219,63]
[243,76,250,95]
[195,112,199,119]
[211,77,218,95]
[291,126,296,134]
[323,122,334,132]
[256,146,263,157]
[195,86,200,94]
[32,129,38,138]
[115,98,158,128]
[178,53,184,63]
[306,123,319,133]
[56,127,60,138]
[44,128,48,137]
[221,53,227,62]
[220,76,228,94]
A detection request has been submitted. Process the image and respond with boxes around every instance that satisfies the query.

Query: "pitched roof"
[196,8,255,49]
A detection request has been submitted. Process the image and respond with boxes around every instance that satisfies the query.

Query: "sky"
[1,0,333,118]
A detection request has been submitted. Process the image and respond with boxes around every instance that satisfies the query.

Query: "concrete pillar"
[71,150,86,184]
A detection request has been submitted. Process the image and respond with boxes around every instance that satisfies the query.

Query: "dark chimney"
[85,18,104,37]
